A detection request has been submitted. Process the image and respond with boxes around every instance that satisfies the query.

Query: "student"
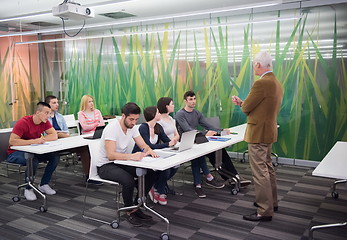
[7,102,59,201]
[96,102,158,227]
[175,91,251,194]
[157,97,180,142]
[78,95,105,135]
[44,95,101,185]
[133,106,177,205]
[164,95,225,198]
[232,51,283,222]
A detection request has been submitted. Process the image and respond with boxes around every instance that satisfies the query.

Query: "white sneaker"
[38,184,56,195]
[24,189,37,201]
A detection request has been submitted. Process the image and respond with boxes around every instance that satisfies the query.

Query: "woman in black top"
[133,106,177,205]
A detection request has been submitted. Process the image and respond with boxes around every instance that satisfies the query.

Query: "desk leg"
[309,222,347,240]
[331,179,347,199]
[12,153,47,212]
[116,168,170,239]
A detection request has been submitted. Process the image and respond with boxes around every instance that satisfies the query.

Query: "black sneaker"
[87,179,104,185]
[123,212,143,227]
[164,183,176,195]
[195,187,206,198]
[133,209,153,221]
[206,178,225,189]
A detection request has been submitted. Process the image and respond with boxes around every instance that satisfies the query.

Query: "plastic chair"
[63,114,80,136]
[82,140,121,228]
[0,131,25,184]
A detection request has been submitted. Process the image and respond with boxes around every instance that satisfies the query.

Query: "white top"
[158,116,176,139]
[312,141,347,179]
[150,134,158,144]
[97,120,140,167]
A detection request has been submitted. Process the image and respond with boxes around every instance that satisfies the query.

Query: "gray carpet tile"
[0,160,346,240]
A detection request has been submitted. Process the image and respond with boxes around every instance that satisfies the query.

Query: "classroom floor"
[0,158,346,240]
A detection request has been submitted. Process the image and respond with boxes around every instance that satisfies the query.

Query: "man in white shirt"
[97,102,158,227]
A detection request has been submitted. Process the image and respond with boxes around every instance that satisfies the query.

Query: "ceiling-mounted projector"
[52,1,95,20]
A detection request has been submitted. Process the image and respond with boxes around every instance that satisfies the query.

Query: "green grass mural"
[1,6,345,162]
[61,9,346,161]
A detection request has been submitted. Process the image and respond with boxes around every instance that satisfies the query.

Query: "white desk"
[112,124,246,239]
[309,141,347,239]
[113,124,246,171]
[312,141,346,180]
[11,135,90,154]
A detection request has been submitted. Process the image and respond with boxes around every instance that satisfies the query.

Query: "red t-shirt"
[7,115,53,155]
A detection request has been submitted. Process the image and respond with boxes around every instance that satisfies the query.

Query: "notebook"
[164,130,197,152]
[83,125,105,139]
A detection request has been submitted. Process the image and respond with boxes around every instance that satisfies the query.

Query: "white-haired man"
[232,51,283,221]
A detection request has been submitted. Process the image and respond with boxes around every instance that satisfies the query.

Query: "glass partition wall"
[0,2,346,162]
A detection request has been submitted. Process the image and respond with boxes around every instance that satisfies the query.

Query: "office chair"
[82,140,121,229]
[0,131,25,185]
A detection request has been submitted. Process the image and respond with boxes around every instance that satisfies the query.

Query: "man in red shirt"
[7,102,59,201]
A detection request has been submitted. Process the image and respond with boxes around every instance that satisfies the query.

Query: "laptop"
[83,126,105,139]
[164,130,197,152]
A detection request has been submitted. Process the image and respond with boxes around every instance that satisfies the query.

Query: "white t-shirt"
[97,120,140,167]
[158,116,176,139]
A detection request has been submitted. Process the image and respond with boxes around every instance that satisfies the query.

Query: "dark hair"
[36,101,51,112]
[122,102,141,116]
[157,97,173,114]
[183,90,195,100]
[143,106,162,134]
[44,95,57,104]
[143,106,157,121]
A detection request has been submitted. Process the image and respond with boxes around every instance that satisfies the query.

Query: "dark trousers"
[206,148,238,180]
[97,163,156,207]
[154,167,178,194]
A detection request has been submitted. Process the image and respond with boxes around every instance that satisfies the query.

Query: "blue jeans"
[191,156,210,185]
[154,167,178,194]
[7,151,59,187]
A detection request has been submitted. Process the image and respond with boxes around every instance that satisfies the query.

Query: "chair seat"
[88,176,119,186]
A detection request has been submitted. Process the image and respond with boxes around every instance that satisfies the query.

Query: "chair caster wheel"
[332,191,339,199]
[12,196,21,202]
[273,162,278,167]
[231,189,238,195]
[111,220,119,229]
[161,232,169,240]
[39,206,47,212]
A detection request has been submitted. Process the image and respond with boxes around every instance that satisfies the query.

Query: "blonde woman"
[78,95,105,135]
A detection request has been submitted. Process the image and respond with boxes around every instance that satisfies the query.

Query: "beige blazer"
[241,72,283,143]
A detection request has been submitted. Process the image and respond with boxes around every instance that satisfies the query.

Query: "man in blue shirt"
[45,96,69,138]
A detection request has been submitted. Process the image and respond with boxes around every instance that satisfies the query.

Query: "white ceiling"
[0,0,288,33]
[1,0,347,56]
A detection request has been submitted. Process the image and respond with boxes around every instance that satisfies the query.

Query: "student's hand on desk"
[32,137,46,145]
[206,130,217,136]
[169,139,177,147]
[131,152,147,161]
[222,129,230,135]
[147,149,159,158]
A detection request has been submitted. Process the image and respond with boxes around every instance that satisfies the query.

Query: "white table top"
[11,135,90,154]
[113,124,246,171]
[312,141,347,179]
